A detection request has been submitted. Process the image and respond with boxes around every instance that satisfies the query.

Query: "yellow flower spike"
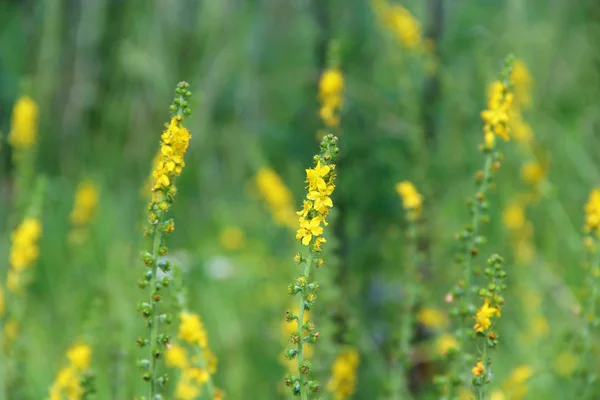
[166,344,189,369]
[318,69,344,127]
[178,312,208,347]
[9,96,39,150]
[327,349,360,400]
[255,167,297,229]
[436,334,459,356]
[474,301,499,333]
[176,379,201,400]
[66,343,92,371]
[520,161,545,186]
[472,360,485,377]
[584,189,600,233]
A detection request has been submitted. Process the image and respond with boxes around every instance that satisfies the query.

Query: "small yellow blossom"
[395,181,423,221]
[374,0,422,49]
[176,379,201,400]
[521,161,545,186]
[482,81,513,141]
[318,69,344,127]
[67,343,92,371]
[10,217,42,272]
[219,226,246,251]
[584,189,600,233]
[255,167,297,228]
[503,203,525,231]
[417,307,447,329]
[472,360,485,377]
[296,217,324,246]
[70,182,100,227]
[474,301,499,333]
[151,117,191,192]
[327,349,360,400]
[167,344,189,369]
[512,60,532,108]
[9,96,39,150]
[436,333,459,356]
[178,312,208,347]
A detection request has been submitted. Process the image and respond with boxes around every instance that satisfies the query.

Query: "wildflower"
[511,59,532,108]
[436,334,459,356]
[395,181,423,221]
[474,301,499,333]
[152,117,191,192]
[70,181,100,227]
[296,217,324,246]
[417,307,447,330]
[584,189,600,233]
[374,1,422,49]
[8,217,42,294]
[327,349,360,400]
[167,344,189,369]
[307,185,334,213]
[66,342,92,371]
[219,226,246,251]
[255,167,297,228]
[472,361,485,377]
[176,380,201,400]
[481,81,513,141]
[521,161,545,186]
[318,69,344,127]
[47,342,94,400]
[179,312,208,347]
[9,96,38,150]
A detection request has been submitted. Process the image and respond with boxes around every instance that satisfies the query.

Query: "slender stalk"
[478,342,488,400]
[148,212,164,399]
[297,251,314,400]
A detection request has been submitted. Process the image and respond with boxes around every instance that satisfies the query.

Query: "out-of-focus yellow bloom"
[176,379,201,400]
[531,315,549,337]
[554,351,578,377]
[521,161,545,186]
[373,0,422,48]
[511,113,533,144]
[327,349,360,400]
[179,312,208,347]
[482,81,513,142]
[490,390,506,400]
[436,333,459,356]
[219,226,246,251]
[512,60,532,108]
[395,181,423,221]
[584,189,600,234]
[9,96,39,150]
[167,344,189,369]
[8,217,42,294]
[503,203,525,231]
[318,69,344,127]
[417,307,447,329]
[67,343,92,371]
[255,167,297,229]
[4,319,18,344]
[471,360,485,377]
[0,285,4,316]
[70,182,100,227]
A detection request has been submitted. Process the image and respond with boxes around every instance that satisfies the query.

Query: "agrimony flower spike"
[283,134,339,399]
[137,81,192,400]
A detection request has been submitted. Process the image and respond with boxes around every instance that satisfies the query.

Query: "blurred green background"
[2,0,600,399]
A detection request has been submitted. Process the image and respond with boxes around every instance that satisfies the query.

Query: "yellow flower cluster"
[584,189,600,234]
[168,312,223,400]
[395,181,423,221]
[296,160,336,246]
[373,0,422,48]
[512,60,532,109]
[473,300,500,333]
[482,80,514,147]
[471,360,485,377]
[318,69,344,127]
[327,349,360,400]
[70,181,100,227]
[47,343,92,400]
[255,167,297,229]
[152,117,191,193]
[503,201,535,264]
[7,217,42,294]
[9,96,39,150]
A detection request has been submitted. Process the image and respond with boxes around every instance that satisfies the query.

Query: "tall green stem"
[148,212,164,399]
[297,251,314,400]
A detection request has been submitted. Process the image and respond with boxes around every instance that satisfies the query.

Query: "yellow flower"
[395,181,422,220]
[184,367,210,385]
[318,69,344,127]
[521,161,545,186]
[417,307,447,329]
[512,59,532,108]
[327,349,360,400]
[471,360,485,377]
[67,343,92,370]
[178,312,208,347]
[152,117,191,191]
[306,161,331,191]
[503,203,525,231]
[167,344,189,369]
[584,189,600,233]
[9,217,42,272]
[382,4,422,48]
[70,182,100,227]
[4,319,18,343]
[255,167,296,228]
[436,333,459,356]
[508,365,533,384]
[213,388,225,400]
[175,379,201,400]
[0,285,4,317]
[296,217,323,246]
[9,96,39,150]
[481,81,513,141]
[490,389,505,400]
[219,226,246,251]
[554,351,577,377]
[473,301,499,332]
[307,185,334,213]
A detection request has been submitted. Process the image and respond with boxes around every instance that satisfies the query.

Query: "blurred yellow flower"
[4,319,18,343]
[9,96,38,150]
[327,349,360,400]
[176,379,201,400]
[436,333,459,356]
[521,161,545,186]
[503,203,525,231]
[167,344,189,369]
[512,60,532,108]
[219,226,246,251]
[554,351,578,377]
[179,312,208,347]
[395,181,423,221]
[318,69,344,127]
[474,301,499,332]
[184,367,210,385]
[471,360,485,377]
[584,189,600,233]
[490,389,505,400]
[373,0,422,49]
[482,81,513,141]
[255,167,296,229]
[67,342,92,370]
[0,285,4,317]
[10,217,42,272]
[531,315,549,337]
[417,307,447,329]
[509,365,533,384]
[70,181,100,227]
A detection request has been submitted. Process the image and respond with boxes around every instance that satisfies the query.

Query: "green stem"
[297,251,314,400]
[447,153,493,400]
[581,239,600,399]
[479,341,488,400]
[148,212,164,399]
